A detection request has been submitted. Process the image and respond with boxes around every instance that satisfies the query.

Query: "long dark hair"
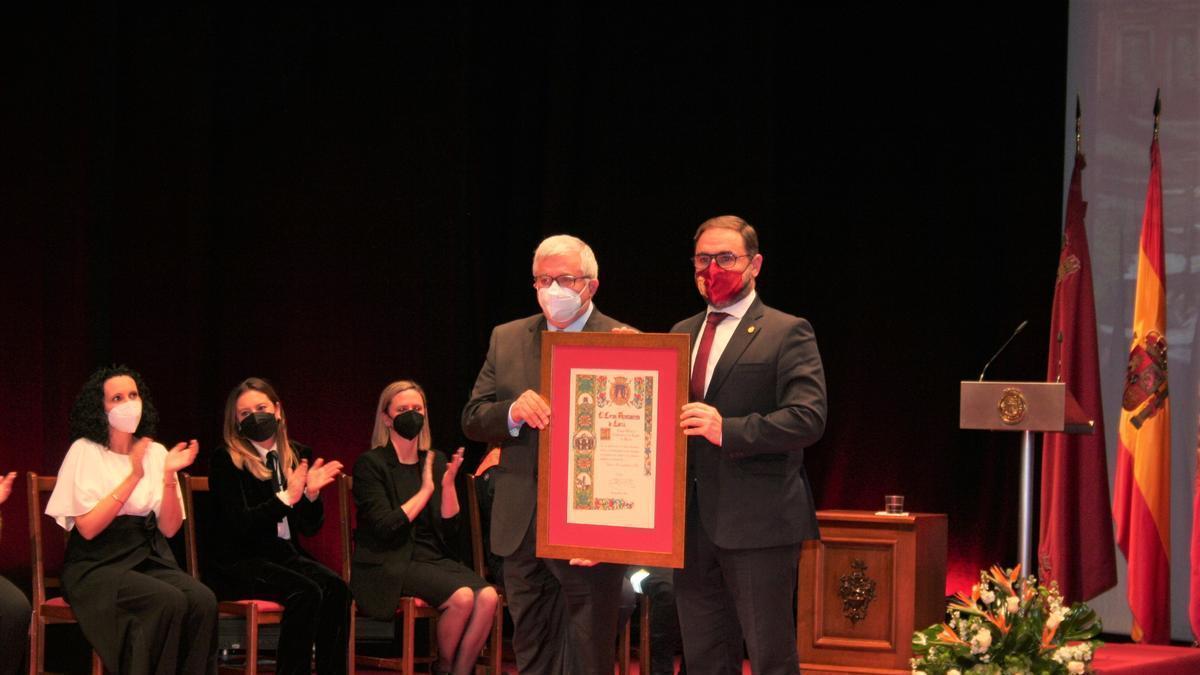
[69,365,160,444]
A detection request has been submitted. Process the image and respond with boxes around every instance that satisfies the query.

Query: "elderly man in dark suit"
[462,234,632,675]
[674,215,827,675]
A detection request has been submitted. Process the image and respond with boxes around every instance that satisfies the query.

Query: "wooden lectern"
[959,381,1092,574]
[797,511,947,675]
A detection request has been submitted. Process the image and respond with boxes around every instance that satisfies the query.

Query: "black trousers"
[502,513,625,675]
[114,563,218,675]
[0,574,30,675]
[675,495,801,675]
[642,569,684,675]
[226,553,351,675]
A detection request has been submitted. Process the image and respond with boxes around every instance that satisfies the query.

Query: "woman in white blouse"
[46,366,217,675]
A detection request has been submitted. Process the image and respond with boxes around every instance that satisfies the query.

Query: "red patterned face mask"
[696,261,745,306]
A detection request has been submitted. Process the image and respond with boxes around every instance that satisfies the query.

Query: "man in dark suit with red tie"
[674,215,827,675]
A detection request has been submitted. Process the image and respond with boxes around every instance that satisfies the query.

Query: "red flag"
[1193,437,1200,641]
[1038,148,1117,602]
[1113,110,1171,644]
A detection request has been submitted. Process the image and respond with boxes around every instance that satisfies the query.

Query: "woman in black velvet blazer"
[208,377,349,675]
[351,380,498,675]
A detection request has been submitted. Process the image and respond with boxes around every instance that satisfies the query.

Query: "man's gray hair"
[532,234,599,278]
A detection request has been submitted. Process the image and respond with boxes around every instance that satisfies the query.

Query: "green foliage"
[909,566,1104,675]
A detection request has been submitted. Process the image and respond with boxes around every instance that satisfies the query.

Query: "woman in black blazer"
[208,377,349,675]
[351,380,498,675]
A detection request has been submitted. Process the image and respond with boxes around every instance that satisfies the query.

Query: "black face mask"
[238,412,279,443]
[392,410,425,441]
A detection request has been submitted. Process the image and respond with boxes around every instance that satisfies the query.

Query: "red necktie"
[690,312,729,401]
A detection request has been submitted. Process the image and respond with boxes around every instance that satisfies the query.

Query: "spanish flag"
[1113,93,1171,644]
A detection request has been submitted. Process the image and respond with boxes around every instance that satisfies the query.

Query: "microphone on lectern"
[978,320,1029,382]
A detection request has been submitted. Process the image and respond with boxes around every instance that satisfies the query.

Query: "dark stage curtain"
[2,4,1068,596]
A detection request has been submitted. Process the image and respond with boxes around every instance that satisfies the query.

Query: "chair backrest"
[336,474,353,583]
[26,472,65,608]
[180,473,209,581]
[463,473,489,580]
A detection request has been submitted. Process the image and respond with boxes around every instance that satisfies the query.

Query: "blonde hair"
[532,234,599,279]
[370,380,432,450]
[222,377,299,482]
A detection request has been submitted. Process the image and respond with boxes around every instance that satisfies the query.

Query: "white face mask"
[107,399,143,434]
[538,282,584,325]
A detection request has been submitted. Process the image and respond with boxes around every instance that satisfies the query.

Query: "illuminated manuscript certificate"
[566,368,656,529]
[537,331,689,567]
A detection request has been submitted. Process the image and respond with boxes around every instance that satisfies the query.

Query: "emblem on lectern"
[838,559,877,625]
[997,387,1027,425]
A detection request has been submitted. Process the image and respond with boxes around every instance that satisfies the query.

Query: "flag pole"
[1080,94,1089,153]
[1153,88,1161,140]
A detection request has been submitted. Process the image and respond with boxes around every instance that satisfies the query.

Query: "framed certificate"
[536,331,690,567]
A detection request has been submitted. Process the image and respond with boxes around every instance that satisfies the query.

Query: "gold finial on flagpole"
[1152,88,1161,140]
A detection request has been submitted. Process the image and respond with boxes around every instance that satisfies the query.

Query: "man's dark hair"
[693,215,760,256]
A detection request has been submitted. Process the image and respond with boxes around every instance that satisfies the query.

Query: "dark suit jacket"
[461,307,630,556]
[672,296,827,549]
[350,444,455,620]
[208,443,324,572]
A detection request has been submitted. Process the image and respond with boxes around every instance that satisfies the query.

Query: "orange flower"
[987,564,1020,597]
[949,590,984,616]
[984,610,1010,635]
[936,624,969,646]
[1040,622,1059,649]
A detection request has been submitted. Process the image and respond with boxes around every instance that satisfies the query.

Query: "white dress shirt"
[253,441,292,540]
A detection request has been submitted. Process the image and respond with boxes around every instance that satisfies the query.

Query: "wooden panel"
[798,511,946,675]
[813,537,895,648]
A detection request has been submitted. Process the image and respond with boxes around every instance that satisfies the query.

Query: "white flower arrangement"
[910,565,1103,675]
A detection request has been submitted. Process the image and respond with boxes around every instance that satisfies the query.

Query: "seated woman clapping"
[45,365,217,675]
[208,377,349,675]
[352,380,498,675]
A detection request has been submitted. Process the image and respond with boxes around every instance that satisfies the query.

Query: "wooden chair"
[181,473,286,675]
[337,473,439,674]
[463,472,506,674]
[26,472,104,675]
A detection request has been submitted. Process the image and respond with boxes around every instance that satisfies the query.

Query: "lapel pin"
[747,325,757,334]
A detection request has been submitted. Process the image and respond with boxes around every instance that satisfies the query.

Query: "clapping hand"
[304,457,343,499]
[0,472,15,505]
[286,459,309,505]
[421,450,435,491]
[442,447,465,489]
[164,440,200,473]
[129,437,153,479]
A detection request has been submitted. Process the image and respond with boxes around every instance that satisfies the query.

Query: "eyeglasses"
[691,252,750,270]
[532,274,591,289]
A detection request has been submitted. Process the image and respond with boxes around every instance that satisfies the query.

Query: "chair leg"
[32,617,44,675]
[639,594,652,675]
[618,617,631,675]
[244,604,259,675]
[401,607,415,675]
[489,604,502,675]
[348,602,356,675]
[90,650,104,675]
